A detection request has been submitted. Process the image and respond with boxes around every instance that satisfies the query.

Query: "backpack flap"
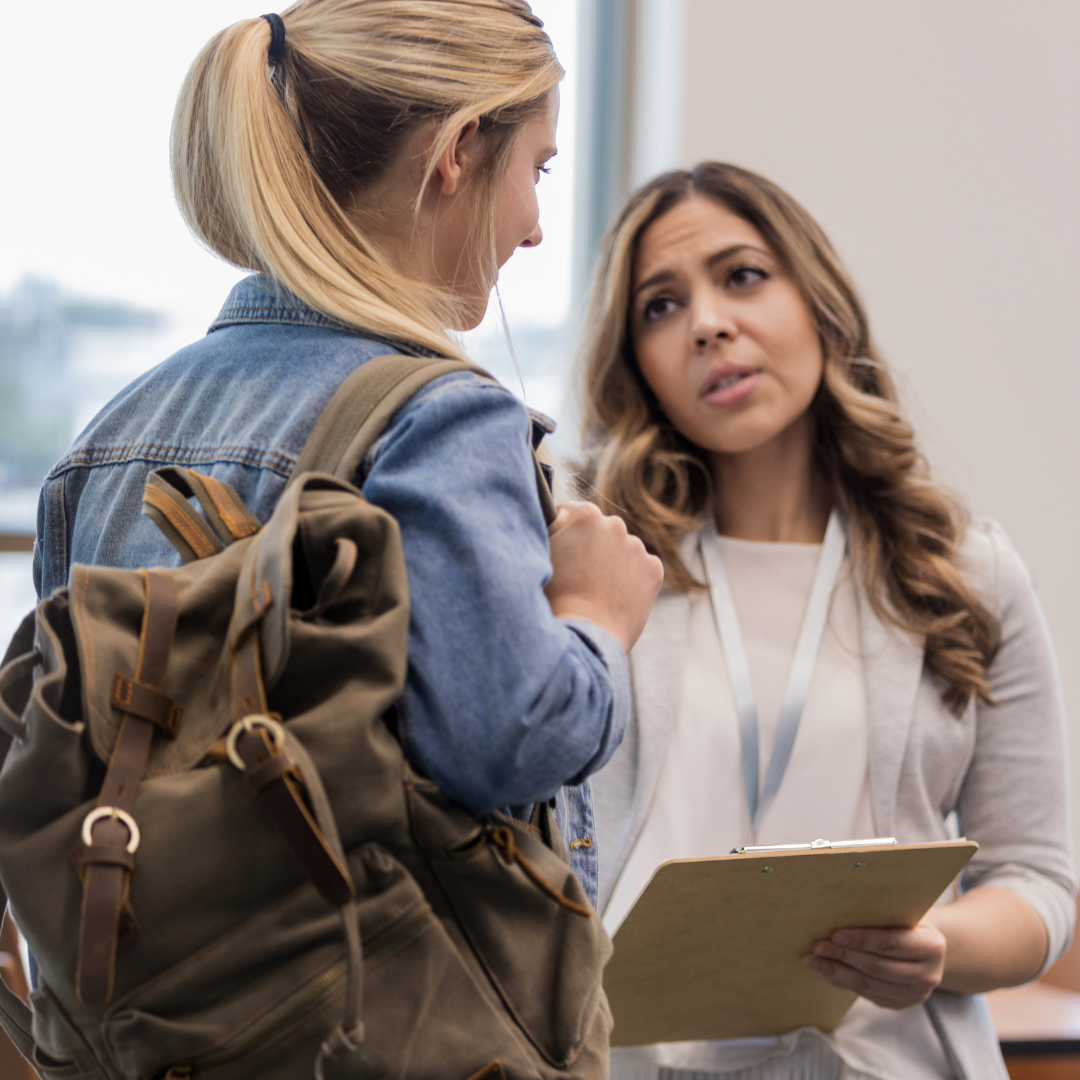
[226,472,407,699]
[68,556,240,779]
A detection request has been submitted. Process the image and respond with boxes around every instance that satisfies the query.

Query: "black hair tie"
[260,13,286,66]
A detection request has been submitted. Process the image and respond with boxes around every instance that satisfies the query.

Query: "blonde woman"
[36,0,659,968]
[582,163,1074,1079]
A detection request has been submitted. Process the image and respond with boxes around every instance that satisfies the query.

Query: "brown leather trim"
[77,570,179,1008]
[227,565,354,907]
[236,727,355,908]
[232,581,273,645]
[135,572,179,688]
[80,845,136,871]
[202,738,229,763]
[143,467,261,554]
[488,827,593,918]
[464,1063,507,1080]
[75,817,132,1006]
[110,675,181,737]
[142,483,222,561]
[197,473,261,539]
[95,715,154,820]
[244,751,298,792]
[230,634,268,722]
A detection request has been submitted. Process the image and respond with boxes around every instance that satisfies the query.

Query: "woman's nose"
[690,293,737,349]
[519,221,543,248]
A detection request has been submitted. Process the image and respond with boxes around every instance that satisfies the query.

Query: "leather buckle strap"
[225,713,284,769]
[225,592,354,908]
[81,807,140,853]
[229,584,272,723]
[76,570,179,1008]
[244,752,298,791]
[111,675,182,738]
[230,632,268,722]
[227,717,355,908]
[80,845,136,871]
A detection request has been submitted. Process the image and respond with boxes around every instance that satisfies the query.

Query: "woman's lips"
[701,369,761,408]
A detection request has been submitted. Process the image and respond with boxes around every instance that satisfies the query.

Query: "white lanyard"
[699,508,847,837]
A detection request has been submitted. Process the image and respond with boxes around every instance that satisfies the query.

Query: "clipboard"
[604,837,977,1047]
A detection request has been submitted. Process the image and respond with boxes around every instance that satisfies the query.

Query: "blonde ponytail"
[172,1,561,359]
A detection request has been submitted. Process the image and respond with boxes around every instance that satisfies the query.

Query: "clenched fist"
[544,502,664,652]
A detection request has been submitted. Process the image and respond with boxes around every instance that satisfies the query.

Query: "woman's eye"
[728,265,768,288]
[537,165,552,176]
[642,297,677,322]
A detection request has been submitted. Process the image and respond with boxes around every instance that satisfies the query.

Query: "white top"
[605,530,950,1079]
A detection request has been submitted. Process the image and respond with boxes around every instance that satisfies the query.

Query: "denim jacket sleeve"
[361,371,631,817]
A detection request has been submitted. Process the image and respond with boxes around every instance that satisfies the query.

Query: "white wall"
[655,1,1080,851]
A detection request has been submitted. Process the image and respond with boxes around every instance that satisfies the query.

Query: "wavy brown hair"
[581,162,998,714]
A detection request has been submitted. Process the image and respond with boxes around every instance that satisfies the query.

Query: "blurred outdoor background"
[1,0,1079,871]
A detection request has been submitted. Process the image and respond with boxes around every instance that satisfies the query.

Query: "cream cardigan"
[593,519,1076,1079]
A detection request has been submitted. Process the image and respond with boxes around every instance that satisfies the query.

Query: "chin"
[703,414,813,458]
[447,291,491,333]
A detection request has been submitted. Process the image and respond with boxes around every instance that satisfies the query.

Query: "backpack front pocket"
[101,842,556,1080]
[407,783,612,1069]
[101,843,428,1080]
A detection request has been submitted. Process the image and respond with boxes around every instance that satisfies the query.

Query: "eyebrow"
[632,243,770,299]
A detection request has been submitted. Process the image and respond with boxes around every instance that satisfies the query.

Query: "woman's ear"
[434,118,482,196]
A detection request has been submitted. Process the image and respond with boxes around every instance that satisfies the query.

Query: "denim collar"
[208,274,559,434]
[209,274,438,357]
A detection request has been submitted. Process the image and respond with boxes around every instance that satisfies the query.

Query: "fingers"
[829,926,941,959]
[803,954,938,1009]
[545,501,663,650]
[643,548,665,589]
[806,942,936,984]
[801,925,946,1011]
[547,500,601,539]
[548,502,661,589]
[546,505,571,537]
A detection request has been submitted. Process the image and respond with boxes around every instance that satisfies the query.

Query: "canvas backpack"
[0,353,613,1080]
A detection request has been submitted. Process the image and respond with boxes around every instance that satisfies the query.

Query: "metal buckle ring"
[226,714,286,772]
[81,806,141,854]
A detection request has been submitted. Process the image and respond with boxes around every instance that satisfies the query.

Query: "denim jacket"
[34,275,629,903]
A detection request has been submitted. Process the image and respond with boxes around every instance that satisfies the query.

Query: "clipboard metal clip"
[732,837,898,854]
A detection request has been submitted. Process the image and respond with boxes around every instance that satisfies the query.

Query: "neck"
[347,127,436,287]
[351,183,425,282]
[708,413,832,543]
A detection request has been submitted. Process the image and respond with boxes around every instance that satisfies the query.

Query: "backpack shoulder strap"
[292,354,487,483]
[292,353,557,524]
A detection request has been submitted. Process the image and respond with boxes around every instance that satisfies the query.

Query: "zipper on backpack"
[185,958,349,1073]
[361,901,432,960]
[164,901,432,1075]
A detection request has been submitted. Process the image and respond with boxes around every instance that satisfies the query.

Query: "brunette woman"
[582,162,1073,1079]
